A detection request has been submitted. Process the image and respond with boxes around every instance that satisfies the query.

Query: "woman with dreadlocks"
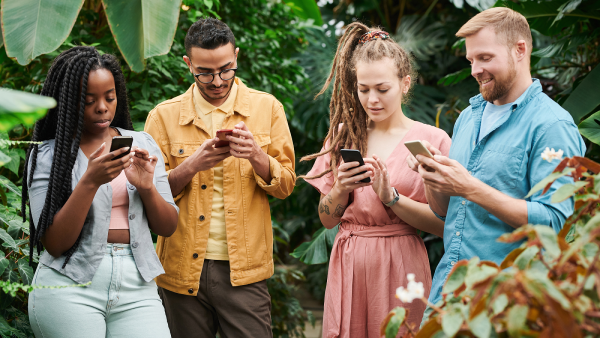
[23,46,178,337]
[302,23,451,337]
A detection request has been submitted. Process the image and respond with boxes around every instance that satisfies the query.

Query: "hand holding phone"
[340,149,371,183]
[215,129,233,148]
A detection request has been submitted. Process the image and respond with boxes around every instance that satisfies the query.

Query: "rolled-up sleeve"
[254,103,296,199]
[28,142,53,228]
[142,132,179,214]
[526,120,586,232]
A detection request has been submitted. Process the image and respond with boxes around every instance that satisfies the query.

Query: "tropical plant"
[0,0,182,72]
[382,154,600,337]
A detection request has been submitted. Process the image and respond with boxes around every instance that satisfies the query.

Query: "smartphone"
[109,136,134,160]
[404,140,434,161]
[215,129,233,148]
[340,149,371,183]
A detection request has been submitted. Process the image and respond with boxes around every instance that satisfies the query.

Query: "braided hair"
[22,46,133,267]
[300,22,416,180]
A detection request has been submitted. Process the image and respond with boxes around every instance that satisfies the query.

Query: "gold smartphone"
[404,140,434,161]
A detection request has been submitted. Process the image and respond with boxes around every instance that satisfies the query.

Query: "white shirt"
[478,101,513,142]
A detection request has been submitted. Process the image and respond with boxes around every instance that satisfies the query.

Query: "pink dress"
[305,122,451,338]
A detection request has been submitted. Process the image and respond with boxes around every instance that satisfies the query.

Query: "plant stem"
[421,296,446,315]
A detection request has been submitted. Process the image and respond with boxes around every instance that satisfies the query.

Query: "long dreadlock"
[300,22,416,180]
[22,46,133,267]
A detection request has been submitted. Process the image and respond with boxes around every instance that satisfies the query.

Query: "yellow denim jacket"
[144,79,295,295]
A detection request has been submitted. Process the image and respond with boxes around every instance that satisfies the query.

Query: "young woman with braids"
[23,46,178,337]
[302,23,451,337]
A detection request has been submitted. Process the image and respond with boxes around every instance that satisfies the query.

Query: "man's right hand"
[188,137,232,172]
[406,140,442,173]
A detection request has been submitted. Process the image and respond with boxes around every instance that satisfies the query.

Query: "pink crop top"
[109,171,130,230]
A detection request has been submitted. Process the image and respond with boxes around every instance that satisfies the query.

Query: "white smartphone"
[404,140,434,161]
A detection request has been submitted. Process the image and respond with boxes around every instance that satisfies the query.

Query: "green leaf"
[551,181,588,203]
[286,0,323,25]
[1,150,20,175]
[0,228,16,251]
[0,257,9,276]
[492,294,508,315]
[0,175,21,198]
[1,0,85,65]
[524,270,571,310]
[514,246,539,270]
[17,259,33,285]
[290,225,338,264]
[441,307,464,337]
[0,88,54,132]
[578,110,600,145]
[465,264,498,289]
[468,312,492,338]
[0,151,12,167]
[507,304,528,336]
[438,68,471,86]
[2,261,19,283]
[385,307,407,338]
[525,168,575,198]
[533,226,560,259]
[563,65,600,122]
[443,264,468,294]
[102,0,182,72]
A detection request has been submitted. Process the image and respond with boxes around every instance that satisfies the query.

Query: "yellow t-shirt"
[192,82,238,261]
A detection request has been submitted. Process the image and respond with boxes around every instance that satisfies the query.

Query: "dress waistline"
[338,222,417,240]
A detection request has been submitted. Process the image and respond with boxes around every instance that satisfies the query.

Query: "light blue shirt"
[428,79,586,305]
[478,101,513,142]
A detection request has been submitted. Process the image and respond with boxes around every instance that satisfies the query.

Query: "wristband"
[383,187,400,207]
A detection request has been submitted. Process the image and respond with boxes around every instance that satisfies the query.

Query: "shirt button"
[132,242,139,248]
[468,171,472,175]
[179,149,184,155]
[129,214,136,220]
[451,261,456,265]
[456,232,460,236]
[461,200,466,205]
[199,215,205,221]
[193,253,198,259]
[201,184,207,190]
[188,288,194,294]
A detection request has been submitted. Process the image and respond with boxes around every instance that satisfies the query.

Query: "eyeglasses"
[189,61,238,84]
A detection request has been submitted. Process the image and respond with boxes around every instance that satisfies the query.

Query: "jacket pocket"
[240,135,271,178]
[170,143,200,166]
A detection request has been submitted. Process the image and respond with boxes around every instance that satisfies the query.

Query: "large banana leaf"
[290,225,338,264]
[1,0,84,65]
[562,65,600,123]
[286,0,323,25]
[0,88,54,132]
[0,15,3,48]
[102,0,181,72]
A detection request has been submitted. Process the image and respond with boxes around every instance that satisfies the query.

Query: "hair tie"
[358,31,390,45]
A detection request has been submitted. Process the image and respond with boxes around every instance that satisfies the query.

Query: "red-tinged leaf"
[558,222,573,240]
[552,157,570,173]
[383,307,408,338]
[380,311,395,337]
[498,226,534,243]
[526,168,575,198]
[442,260,469,294]
[469,295,488,320]
[480,261,499,269]
[501,247,526,269]
[415,318,442,338]
[574,156,600,174]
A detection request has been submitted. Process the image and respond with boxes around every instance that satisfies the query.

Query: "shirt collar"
[193,81,238,116]
[179,78,250,126]
[469,78,542,111]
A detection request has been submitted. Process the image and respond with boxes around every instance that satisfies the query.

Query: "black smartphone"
[109,136,133,160]
[340,149,371,183]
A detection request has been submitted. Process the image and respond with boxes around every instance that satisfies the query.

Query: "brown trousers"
[159,260,272,338]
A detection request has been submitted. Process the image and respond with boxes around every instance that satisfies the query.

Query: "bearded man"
[406,7,586,319]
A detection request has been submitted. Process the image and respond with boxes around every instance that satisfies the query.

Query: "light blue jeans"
[28,244,171,338]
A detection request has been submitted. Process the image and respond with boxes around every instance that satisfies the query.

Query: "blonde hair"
[456,7,532,54]
[299,22,416,181]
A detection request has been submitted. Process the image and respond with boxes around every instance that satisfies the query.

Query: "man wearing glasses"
[144,18,295,338]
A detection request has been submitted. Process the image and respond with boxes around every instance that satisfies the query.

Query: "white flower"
[541,147,564,163]
[395,273,425,303]
[181,4,190,11]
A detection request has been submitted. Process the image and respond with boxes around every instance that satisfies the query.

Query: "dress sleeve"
[304,142,335,196]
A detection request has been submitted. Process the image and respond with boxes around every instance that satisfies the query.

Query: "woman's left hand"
[366,155,395,204]
[124,146,157,191]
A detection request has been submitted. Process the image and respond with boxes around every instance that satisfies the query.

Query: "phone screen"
[109,136,133,160]
[340,149,370,183]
